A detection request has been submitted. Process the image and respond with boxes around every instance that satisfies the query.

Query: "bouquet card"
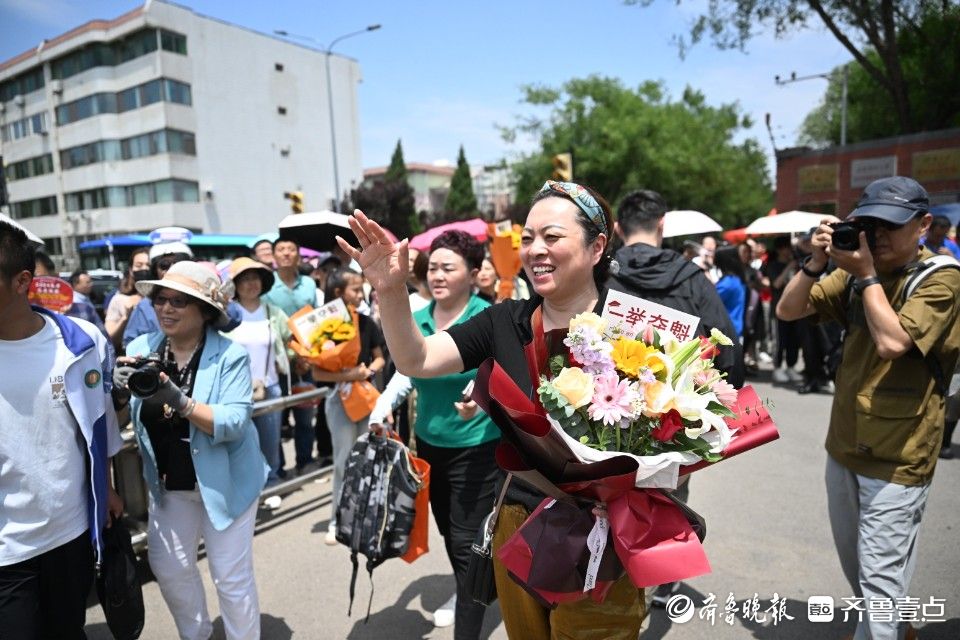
[601,289,700,342]
[287,298,350,347]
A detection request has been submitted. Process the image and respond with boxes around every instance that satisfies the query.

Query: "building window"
[61,129,196,170]
[1,112,47,142]
[56,77,192,125]
[50,28,174,80]
[0,67,45,102]
[43,237,63,256]
[5,154,53,181]
[275,63,284,71]
[64,179,200,211]
[160,30,188,55]
[9,195,57,219]
[277,106,287,115]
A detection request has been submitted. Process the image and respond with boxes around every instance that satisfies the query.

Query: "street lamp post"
[275,25,381,210]
[775,65,849,146]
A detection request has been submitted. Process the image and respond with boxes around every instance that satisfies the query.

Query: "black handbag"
[96,518,145,640]
[465,474,511,606]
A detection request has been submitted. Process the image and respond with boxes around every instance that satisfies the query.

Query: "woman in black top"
[338,182,646,639]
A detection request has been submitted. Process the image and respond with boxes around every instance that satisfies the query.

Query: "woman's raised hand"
[336,210,409,294]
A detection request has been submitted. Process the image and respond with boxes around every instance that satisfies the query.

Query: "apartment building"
[0,0,364,263]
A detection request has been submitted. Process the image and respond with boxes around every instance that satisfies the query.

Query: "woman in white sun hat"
[115,260,268,640]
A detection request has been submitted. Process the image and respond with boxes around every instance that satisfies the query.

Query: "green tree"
[500,76,771,229]
[443,145,478,220]
[386,139,408,183]
[628,1,955,134]
[801,6,960,145]
[342,140,420,238]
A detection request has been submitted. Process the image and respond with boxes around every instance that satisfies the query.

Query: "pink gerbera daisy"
[588,372,636,426]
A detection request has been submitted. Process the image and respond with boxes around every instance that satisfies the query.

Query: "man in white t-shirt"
[0,220,124,639]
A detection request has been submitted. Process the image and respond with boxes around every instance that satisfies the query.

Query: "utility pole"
[775,65,848,146]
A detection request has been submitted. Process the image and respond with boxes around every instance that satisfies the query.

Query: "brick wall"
[775,129,960,218]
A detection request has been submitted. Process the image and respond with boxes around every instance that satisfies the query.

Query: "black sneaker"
[651,582,680,608]
[939,446,954,459]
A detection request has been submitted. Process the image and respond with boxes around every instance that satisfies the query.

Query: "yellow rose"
[569,312,607,335]
[552,367,595,409]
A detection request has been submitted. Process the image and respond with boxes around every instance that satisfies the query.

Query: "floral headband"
[539,180,608,236]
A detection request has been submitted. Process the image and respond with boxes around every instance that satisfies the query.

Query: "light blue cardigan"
[127,327,268,530]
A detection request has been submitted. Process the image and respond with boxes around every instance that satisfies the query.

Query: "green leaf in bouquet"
[548,354,567,377]
[706,400,737,418]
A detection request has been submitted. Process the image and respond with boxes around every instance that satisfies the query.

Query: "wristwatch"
[853,276,881,295]
[800,256,827,278]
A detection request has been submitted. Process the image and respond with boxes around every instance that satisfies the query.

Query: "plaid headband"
[539,180,607,235]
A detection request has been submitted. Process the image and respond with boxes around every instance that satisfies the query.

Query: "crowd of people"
[1,173,958,640]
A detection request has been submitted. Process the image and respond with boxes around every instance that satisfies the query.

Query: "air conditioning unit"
[50,80,63,95]
[13,95,25,107]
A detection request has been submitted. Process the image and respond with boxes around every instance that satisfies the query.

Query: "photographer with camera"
[115,261,268,640]
[777,176,960,640]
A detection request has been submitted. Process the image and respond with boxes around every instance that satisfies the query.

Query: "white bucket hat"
[135,261,235,327]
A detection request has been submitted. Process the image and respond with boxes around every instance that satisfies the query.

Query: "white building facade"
[0,0,363,263]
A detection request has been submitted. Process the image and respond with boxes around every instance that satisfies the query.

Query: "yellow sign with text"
[912,149,960,183]
[798,164,838,194]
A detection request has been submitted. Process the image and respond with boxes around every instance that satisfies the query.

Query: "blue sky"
[0,0,852,180]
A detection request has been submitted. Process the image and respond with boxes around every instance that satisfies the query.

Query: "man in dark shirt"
[606,189,742,608]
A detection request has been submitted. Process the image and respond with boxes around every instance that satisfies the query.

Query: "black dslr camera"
[829,219,876,252]
[127,355,178,397]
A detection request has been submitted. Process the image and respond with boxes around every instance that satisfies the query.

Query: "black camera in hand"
[829,219,876,252]
[127,356,178,397]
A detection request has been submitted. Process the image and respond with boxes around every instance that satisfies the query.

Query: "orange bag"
[339,380,380,422]
[401,445,431,564]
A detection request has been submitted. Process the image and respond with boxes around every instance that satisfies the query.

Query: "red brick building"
[775,128,960,219]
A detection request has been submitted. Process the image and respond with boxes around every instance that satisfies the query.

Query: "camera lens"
[128,364,161,397]
[831,224,860,251]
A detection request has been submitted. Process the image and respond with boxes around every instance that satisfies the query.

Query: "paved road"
[86,374,960,639]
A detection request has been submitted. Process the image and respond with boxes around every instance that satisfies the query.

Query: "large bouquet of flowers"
[471,304,779,607]
[538,313,741,487]
[287,299,361,372]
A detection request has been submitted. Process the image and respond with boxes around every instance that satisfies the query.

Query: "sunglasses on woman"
[152,294,190,309]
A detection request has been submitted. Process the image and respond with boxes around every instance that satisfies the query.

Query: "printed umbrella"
[409,218,489,251]
[662,210,723,238]
[744,210,826,236]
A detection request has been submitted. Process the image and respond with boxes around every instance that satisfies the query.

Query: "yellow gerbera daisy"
[332,324,356,341]
[611,337,664,379]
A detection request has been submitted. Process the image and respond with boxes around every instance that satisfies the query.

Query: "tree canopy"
[342,139,420,238]
[801,6,960,145]
[501,76,772,229]
[443,145,478,220]
[628,1,956,135]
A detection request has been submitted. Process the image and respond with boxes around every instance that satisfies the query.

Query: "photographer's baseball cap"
[849,176,929,224]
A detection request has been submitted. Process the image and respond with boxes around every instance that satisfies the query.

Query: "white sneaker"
[262,495,282,510]
[772,368,789,383]
[325,524,338,546]
[786,368,804,383]
[758,351,773,364]
[433,593,456,628]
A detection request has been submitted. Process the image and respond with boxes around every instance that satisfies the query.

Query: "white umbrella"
[744,210,827,236]
[0,212,43,246]
[662,210,723,238]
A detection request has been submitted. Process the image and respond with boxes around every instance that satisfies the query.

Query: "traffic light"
[284,191,304,213]
[551,152,573,182]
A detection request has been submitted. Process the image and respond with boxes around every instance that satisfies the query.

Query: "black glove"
[113,363,137,391]
[149,378,191,415]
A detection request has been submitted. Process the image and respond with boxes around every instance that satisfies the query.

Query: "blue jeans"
[253,383,282,485]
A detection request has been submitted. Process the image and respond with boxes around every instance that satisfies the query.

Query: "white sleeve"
[369,372,413,425]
